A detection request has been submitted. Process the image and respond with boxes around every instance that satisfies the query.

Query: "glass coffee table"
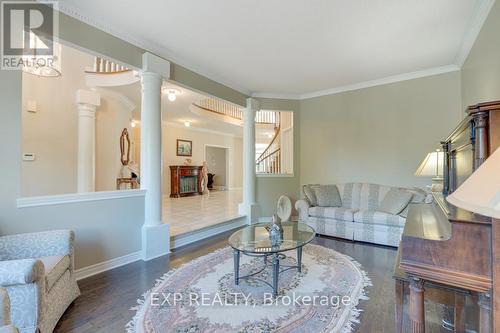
[228,222,315,297]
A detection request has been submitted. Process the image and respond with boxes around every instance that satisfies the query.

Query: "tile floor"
[163,189,243,236]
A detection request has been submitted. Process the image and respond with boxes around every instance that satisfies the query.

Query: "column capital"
[142,52,170,80]
[246,97,260,112]
[76,89,100,107]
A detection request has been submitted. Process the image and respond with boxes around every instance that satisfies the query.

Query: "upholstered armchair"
[0,287,18,333]
[0,230,80,333]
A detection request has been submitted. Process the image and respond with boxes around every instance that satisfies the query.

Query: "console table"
[169,165,203,198]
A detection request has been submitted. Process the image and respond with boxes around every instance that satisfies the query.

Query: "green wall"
[299,72,462,189]
[461,1,500,108]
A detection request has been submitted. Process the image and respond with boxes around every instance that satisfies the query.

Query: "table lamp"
[415,150,445,192]
[446,147,500,218]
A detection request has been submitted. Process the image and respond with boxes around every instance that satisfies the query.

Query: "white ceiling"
[60,0,493,98]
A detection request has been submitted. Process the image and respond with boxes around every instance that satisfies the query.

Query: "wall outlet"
[27,100,37,113]
[23,153,36,161]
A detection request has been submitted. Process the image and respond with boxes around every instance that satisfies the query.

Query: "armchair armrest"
[295,199,311,221]
[0,259,44,286]
[0,287,11,326]
[0,230,74,261]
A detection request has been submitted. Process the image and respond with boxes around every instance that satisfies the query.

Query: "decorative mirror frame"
[120,128,131,166]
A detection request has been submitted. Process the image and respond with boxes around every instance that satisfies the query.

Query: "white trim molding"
[170,216,246,249]
[75,251,142,280]
[254,65,461,100]
[455,0,495,67]
[17,189,146,208]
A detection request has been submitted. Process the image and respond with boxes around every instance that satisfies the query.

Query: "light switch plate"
[23,153,36,161]
[27,100,37,113]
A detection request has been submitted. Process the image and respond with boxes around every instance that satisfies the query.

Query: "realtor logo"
[1,1,59,71]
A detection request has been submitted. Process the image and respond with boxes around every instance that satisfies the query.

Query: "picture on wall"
[177,139,193,156]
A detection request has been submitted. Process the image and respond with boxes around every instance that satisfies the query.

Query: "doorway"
[205,145,229,191]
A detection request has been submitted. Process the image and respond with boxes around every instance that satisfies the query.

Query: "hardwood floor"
[54,232,426,333]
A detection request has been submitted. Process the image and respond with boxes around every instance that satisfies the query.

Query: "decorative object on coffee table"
[229,222,315,297]
[277,195,292,222]
[176,139,192,156]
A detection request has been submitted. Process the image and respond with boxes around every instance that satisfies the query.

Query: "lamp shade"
[446,147,500,218]
[415,151,444,177]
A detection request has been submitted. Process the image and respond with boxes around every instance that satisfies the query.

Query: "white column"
[75,90,100,193]
[140,52,171,260]
[140,71,163,226]
[239,97,260,223]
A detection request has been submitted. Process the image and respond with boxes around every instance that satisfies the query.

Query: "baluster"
[99,58,105,72]
[93,57,99,72]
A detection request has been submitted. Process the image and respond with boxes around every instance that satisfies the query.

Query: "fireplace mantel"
[169,165,204,198]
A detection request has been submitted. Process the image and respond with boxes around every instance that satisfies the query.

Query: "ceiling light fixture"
[268,133,274,138]
[184,120,191,127]
[163,88,181,102]
[131,120,137,128]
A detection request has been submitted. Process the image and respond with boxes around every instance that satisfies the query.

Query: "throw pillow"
[314,185,342,207]
[303,184,319,206]
[379,188,413,215]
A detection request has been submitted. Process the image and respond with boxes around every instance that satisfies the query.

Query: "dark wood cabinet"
[169,165,203,198]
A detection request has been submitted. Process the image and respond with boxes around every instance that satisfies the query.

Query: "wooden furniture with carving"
[169,165,204,198]
[116,177,139,190]
[395,101,500,332]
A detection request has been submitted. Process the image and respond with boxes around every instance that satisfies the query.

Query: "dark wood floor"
[54,233,404,333]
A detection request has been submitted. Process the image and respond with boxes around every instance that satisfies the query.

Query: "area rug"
[126,244,371,333]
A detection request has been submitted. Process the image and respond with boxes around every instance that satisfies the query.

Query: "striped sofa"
[295,183,431,247]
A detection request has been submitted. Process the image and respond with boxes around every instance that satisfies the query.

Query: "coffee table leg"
[272,253,279,297]
[297,247,303,273]
[234,249,240,285]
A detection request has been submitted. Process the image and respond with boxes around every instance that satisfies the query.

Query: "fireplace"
[169,165,204,198]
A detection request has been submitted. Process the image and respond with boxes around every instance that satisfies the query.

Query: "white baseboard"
[75,251,142,281]
[171,216,246,249]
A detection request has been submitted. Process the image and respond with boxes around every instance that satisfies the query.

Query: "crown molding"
[455,0,495,67]
[57,2,252,97]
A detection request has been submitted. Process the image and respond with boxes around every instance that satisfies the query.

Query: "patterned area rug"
[126,244,371,333]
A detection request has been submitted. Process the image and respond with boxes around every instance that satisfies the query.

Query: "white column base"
[142,223,170,261]
[238,202,260,224]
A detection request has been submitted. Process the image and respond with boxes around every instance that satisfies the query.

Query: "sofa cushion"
[337,183,394,210]
[302,184,319,206]
[308,207,356,222]
[313,185,342,207]
[353,210,406,227]
[39,255,70,291]
[379,188,413,215]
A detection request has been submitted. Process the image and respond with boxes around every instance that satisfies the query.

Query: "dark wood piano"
[395,101,500,333]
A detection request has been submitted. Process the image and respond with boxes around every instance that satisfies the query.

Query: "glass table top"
[228,222,316,254]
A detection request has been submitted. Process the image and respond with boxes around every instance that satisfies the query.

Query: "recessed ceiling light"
[184,120,191,127]
[163,88,181,102]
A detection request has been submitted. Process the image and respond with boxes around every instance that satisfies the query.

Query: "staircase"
[85,57,130,74]
[193,99,280,127]
[192,98,290,175]
[256,126,281,174]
